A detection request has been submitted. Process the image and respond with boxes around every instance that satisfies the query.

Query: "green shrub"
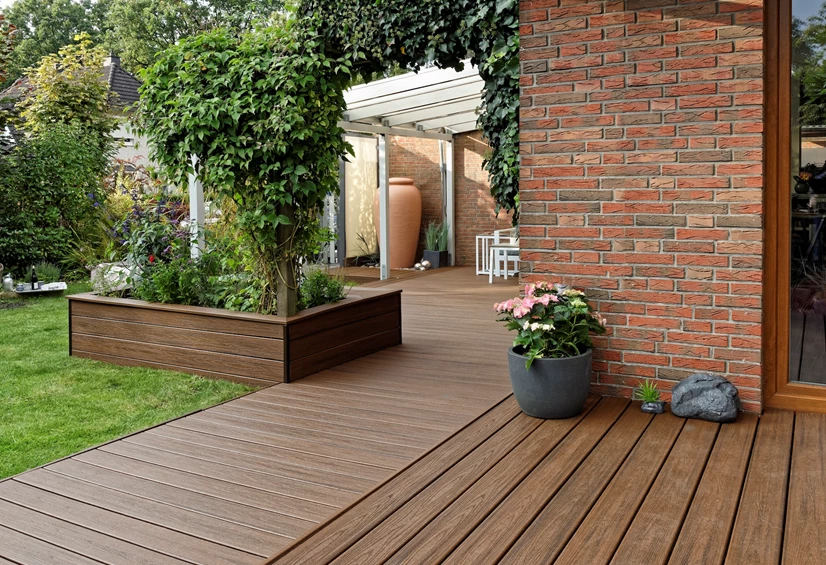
[0,124,112,276]
[299,269,348,310]
[24,261,62,284]
[423,221,449,252]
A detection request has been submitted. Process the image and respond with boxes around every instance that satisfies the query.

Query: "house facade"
[520,0,819,413]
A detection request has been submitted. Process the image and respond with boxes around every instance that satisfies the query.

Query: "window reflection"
[790,0,826,383]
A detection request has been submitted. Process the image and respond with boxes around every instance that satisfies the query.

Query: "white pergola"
[340,63,483,279]
[189,63,483,278]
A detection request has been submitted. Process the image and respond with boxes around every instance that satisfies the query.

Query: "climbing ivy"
[298,0,520,221]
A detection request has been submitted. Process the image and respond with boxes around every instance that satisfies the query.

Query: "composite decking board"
[98,440,356,508]
[71,350,280,388]
[183,410,426,458]
[725,410,794,565]
[72,315,285,361]
[237,393,462,433]
[224,398,450,440]
[0,498,188,565]
[288,329,403,382]
[144,426,392,484]
[553,413,686,565]
[0,524,100,565]
[388,398,628,565]
[71,450,337,522]
[288,311,400,360]
[330,412,552,564]
[790,312,804,381]
[782,412,826,563]
[668,412,759,565]
[210,404,439,449]
[0,481,260,565]
[497,406,653,565]
[167,416,411,470]
[264,397,523,565]
[333,397,600,565]
[15,470,288,557]
[609,419,720,565]
[45,459,315,540]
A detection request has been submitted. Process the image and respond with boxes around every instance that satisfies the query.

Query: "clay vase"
[373,177,422,269]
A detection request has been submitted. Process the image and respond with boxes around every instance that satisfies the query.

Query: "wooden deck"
[266,397,826,565]
[0,268,518,564]
[329,265,452,286]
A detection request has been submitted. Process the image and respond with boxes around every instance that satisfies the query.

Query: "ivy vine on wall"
[298,0,520,221]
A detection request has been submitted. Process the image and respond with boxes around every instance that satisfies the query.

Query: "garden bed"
[68,289,402,386]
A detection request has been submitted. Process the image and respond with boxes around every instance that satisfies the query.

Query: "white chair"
[488,228,518,283]
[476,233,495,275]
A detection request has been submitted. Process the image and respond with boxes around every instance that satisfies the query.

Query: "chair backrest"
[493,228,517,246]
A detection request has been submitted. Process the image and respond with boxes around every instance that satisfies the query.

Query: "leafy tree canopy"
[104,0,282,73]
[138,20,352,315]
[17,34,117,151]
[297,0,520,220]
[4,0,108,87]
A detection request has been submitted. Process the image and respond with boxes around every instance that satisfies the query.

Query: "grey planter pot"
[507,347,592,419]
[641,401,665,414]
[423,249,449,269]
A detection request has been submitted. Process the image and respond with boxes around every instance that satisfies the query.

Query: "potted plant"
[494,282,606,419]
[422,221,449,269]
[635,379,665,414]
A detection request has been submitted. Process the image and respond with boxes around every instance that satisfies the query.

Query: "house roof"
[0,55,141,111]
[343,63,483,135]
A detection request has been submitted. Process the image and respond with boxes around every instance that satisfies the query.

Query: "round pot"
[507,347,592,419]
[373,178,422,269]
[641,401,665,414]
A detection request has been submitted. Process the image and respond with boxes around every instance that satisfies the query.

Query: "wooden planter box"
[68,289,402,386]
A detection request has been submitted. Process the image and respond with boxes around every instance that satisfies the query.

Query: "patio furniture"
[476,234,494,275]
[488,228,518,283]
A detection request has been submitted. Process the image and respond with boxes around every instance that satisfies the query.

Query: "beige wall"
[344,134,378,259]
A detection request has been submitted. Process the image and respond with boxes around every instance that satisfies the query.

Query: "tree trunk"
[276,204,298,317]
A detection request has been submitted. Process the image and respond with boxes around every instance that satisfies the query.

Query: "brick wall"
[519,0,764,411]
[390,132,512,266]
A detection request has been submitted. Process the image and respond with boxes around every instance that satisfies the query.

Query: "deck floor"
[0,268,518,565]
[267,397,826,565]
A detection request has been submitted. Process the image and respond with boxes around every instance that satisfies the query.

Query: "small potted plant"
[635,379,665,414]
[495,282,606,419]
[422,221,449,269]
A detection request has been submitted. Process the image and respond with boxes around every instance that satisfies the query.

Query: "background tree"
[17,34,117,150]
[104,0,282,73]
[4,0,108,87]
[138,22,351,316]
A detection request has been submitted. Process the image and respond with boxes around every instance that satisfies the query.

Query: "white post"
[444,138,455,265]
[378,134,391,280]
[188,154,205,259]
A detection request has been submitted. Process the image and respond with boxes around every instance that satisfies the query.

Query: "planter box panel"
[72,315,284,361]
[289,328,403,382]
[74,350,276,388]
[72,334,285,382]
[68,289,402,385]
[72,299,284,339]
[290,311,401,361]
[287,293,401,339]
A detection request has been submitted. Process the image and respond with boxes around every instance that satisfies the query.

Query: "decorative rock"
[641,401,665,414]
[670,373,739,423]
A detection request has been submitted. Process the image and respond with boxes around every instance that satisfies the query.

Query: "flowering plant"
[495,282,607,368]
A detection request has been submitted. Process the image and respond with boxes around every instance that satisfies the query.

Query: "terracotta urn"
[373,177,422,269]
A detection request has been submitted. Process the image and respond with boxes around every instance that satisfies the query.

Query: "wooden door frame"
[764,0,826,412]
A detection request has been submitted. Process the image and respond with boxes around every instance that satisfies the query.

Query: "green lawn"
[0,284,253,479]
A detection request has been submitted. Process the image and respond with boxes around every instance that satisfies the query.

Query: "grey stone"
[670,373,740,423]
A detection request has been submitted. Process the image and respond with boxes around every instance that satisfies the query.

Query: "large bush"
[0,124,111,275]
[138,21,352,315]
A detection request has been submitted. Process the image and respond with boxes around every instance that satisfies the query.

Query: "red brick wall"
[390,132,512,266]
[519,0,764,412]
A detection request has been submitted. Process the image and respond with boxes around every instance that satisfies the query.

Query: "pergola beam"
[339,121,453,141]
[344,80,483,122]
[382,97,480,128]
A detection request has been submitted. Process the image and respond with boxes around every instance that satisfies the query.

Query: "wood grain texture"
[668,413,759,565]
[610,420,720,565]
[554,412,685,565]
[725,410,793,565]
[782,412,826,564]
